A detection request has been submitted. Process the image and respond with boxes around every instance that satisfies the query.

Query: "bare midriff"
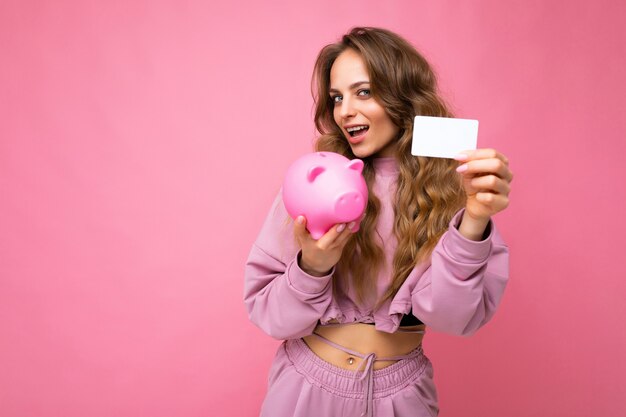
[302,322,425,371]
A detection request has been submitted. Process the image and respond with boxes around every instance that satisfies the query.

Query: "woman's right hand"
[294,216,357,277]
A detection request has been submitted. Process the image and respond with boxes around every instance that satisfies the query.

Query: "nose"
[338,97,356,120]
[334,191,365,221]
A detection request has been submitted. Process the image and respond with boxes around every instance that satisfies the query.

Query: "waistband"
[285,336,428,417]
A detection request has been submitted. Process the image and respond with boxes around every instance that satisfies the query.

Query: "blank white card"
[411,116,478,159]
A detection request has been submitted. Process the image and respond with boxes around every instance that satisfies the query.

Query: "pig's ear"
[307,165,326,182]
[347,159,364,174]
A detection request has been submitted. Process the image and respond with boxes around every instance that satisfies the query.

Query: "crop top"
[362,310,422,327]
[396,310,423,326]
[244,156,510,340]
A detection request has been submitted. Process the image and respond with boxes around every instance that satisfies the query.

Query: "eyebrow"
[329,81,370,94]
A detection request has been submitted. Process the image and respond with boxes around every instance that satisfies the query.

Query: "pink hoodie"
[244,157,509,340]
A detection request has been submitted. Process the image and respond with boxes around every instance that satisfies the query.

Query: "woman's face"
[329,48,400,159]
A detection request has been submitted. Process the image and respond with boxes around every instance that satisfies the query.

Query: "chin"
[349,149,371,159]
[348,144,373,159]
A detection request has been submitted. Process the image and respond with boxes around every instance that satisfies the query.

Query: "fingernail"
[454,154,469,161]
[456,164,468,173]
[348,221,355,230]
[296,216,304,224]
[337,224,346,233]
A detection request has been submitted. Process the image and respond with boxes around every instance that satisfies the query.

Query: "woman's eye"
[357,89,371,97]
[331,95,342,103]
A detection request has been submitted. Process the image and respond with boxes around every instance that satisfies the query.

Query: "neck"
[372,156,399,177]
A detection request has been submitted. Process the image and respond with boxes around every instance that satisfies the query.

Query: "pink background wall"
[2,1,624,416]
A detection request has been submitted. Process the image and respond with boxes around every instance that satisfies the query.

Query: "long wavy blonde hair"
[311,27,467,307]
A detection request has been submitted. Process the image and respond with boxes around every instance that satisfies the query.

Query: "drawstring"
[355,352,376,417]
[310,331,424,417]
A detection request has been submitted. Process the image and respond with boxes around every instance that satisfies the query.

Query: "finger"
[457,158,513,182]
[470,174,511,195]
[316,222,349,249]
[457,148,509,165]
[475,192,510,210]
[333,221,357,247]
[352,213,366,231]
[293,216,311,242]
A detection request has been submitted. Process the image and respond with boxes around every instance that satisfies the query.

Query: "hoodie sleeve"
[410,208,510,337]
[243,189,335,340]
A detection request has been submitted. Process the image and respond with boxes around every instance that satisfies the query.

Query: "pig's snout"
[334,191,365,221]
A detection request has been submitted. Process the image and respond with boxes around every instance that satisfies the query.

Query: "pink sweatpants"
[260,338,439,417]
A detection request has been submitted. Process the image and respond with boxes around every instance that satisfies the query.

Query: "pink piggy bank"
[282,151,368,240]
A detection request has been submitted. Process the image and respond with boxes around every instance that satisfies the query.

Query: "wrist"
[298,252,332,277]
[458,210,491,241]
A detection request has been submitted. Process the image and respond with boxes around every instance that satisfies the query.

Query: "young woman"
[244,27,513,417]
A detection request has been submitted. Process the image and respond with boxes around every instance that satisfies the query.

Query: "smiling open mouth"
[347,125,369,137]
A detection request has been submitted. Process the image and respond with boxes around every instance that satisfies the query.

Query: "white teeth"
[346,126,368,133]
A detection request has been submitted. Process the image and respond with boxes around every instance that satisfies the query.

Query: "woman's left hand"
[454,148,514,221]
